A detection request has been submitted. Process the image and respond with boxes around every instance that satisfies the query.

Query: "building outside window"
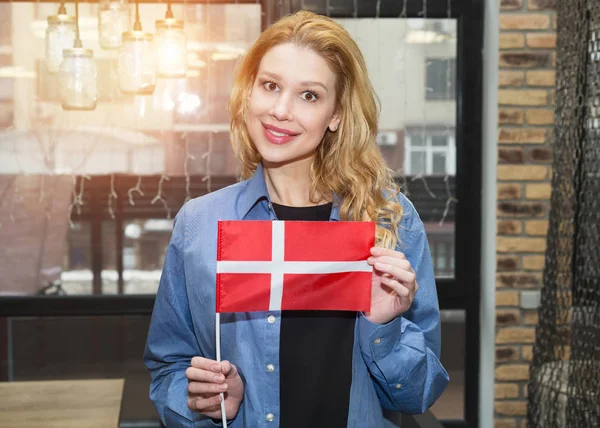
[404,131,456,176]
[426,57,456,101]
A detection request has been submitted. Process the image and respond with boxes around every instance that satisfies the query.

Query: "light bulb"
[155,19,187,78]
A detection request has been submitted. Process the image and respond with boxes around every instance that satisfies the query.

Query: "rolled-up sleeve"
[358,199,449,414]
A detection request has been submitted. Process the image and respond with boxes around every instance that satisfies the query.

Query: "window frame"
[405,133,457,175]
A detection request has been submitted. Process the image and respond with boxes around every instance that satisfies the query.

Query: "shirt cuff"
[358,313,406,361]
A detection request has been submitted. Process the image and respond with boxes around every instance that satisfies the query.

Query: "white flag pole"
[215,312,228,428]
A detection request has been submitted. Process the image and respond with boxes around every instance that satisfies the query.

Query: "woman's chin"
[259,151,316,169]
[260,156,296,169]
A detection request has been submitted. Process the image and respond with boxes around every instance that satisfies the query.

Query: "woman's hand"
[186,357,244,420]
[365,247,419,325]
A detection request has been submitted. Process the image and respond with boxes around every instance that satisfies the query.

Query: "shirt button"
[266,413,275,422]
[267,315,276,324]
[266,364,275,372]
[396,383,402,389]
[374,338,382,345]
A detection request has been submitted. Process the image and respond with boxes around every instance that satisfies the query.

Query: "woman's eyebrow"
[259,71,329,93]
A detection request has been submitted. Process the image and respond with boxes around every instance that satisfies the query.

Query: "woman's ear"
[328,114,341,132]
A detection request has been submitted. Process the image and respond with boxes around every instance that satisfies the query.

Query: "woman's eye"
[263,81,279,91]
[301,91,318,102]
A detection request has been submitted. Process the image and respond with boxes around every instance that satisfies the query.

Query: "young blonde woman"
[145,10,449,428]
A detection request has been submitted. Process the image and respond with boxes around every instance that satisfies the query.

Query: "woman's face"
[245,43,340,169]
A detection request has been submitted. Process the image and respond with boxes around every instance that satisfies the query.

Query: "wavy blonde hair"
[229,11,404,249]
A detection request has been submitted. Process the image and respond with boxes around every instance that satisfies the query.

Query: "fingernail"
[370,248,380,255]
[214,375,224,382]
[212,365,221,373]
[375,262,386,270]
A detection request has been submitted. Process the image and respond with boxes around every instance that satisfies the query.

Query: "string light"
[201,138,212,193]
[127,176,144,206]
[67,174,78,228]
[151,175,171,219]
[440,175,458,227]
[76,175,91,215]
[108,173,118,219]
[411,174,438,199]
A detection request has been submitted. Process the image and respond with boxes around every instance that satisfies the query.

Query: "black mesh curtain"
[527,0,600,427]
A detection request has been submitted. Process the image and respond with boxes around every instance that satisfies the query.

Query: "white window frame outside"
[404,132,456,176]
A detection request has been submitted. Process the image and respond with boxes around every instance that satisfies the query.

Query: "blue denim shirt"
[144,163,449,428]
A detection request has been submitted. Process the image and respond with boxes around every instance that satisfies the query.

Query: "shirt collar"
[238,162,340,221]
[238,162,270,219]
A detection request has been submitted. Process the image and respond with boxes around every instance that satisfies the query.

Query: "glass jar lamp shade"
[155,19,187,77]
[98,0,131,50]
[58,48,98,110]
[118,31,156,94]
[45,14,77,73]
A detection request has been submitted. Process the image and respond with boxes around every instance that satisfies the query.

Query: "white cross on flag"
[216,220,375,313]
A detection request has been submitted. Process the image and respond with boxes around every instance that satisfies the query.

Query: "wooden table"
[0,379,124,428]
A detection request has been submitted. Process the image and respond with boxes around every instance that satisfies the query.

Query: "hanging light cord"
[166,0,173,19]
[74,0,82,48]
[133,0,142,31]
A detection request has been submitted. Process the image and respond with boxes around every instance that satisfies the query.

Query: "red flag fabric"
[216,220,375,313]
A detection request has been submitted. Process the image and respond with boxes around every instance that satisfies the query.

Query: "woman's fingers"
[188,379,228,395]
[370,247,406,259]
[185,366,225,383]
[187,393,222,412]
[191,356,223,372]
[374,262,417,287]
[368,255,412,272]
[380,275,410,297]
[186,357,244,419]
[221,360,238,378]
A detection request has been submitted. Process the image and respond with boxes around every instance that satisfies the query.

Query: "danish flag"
[216,220,375,313]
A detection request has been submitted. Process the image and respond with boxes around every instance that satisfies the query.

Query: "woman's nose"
[269,93,294,122]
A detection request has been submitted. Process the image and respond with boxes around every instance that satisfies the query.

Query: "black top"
[272,202,355,428]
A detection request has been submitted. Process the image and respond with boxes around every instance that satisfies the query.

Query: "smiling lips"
[262,122,300,145]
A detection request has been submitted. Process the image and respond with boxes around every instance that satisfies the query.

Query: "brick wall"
[495,0,556,426]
